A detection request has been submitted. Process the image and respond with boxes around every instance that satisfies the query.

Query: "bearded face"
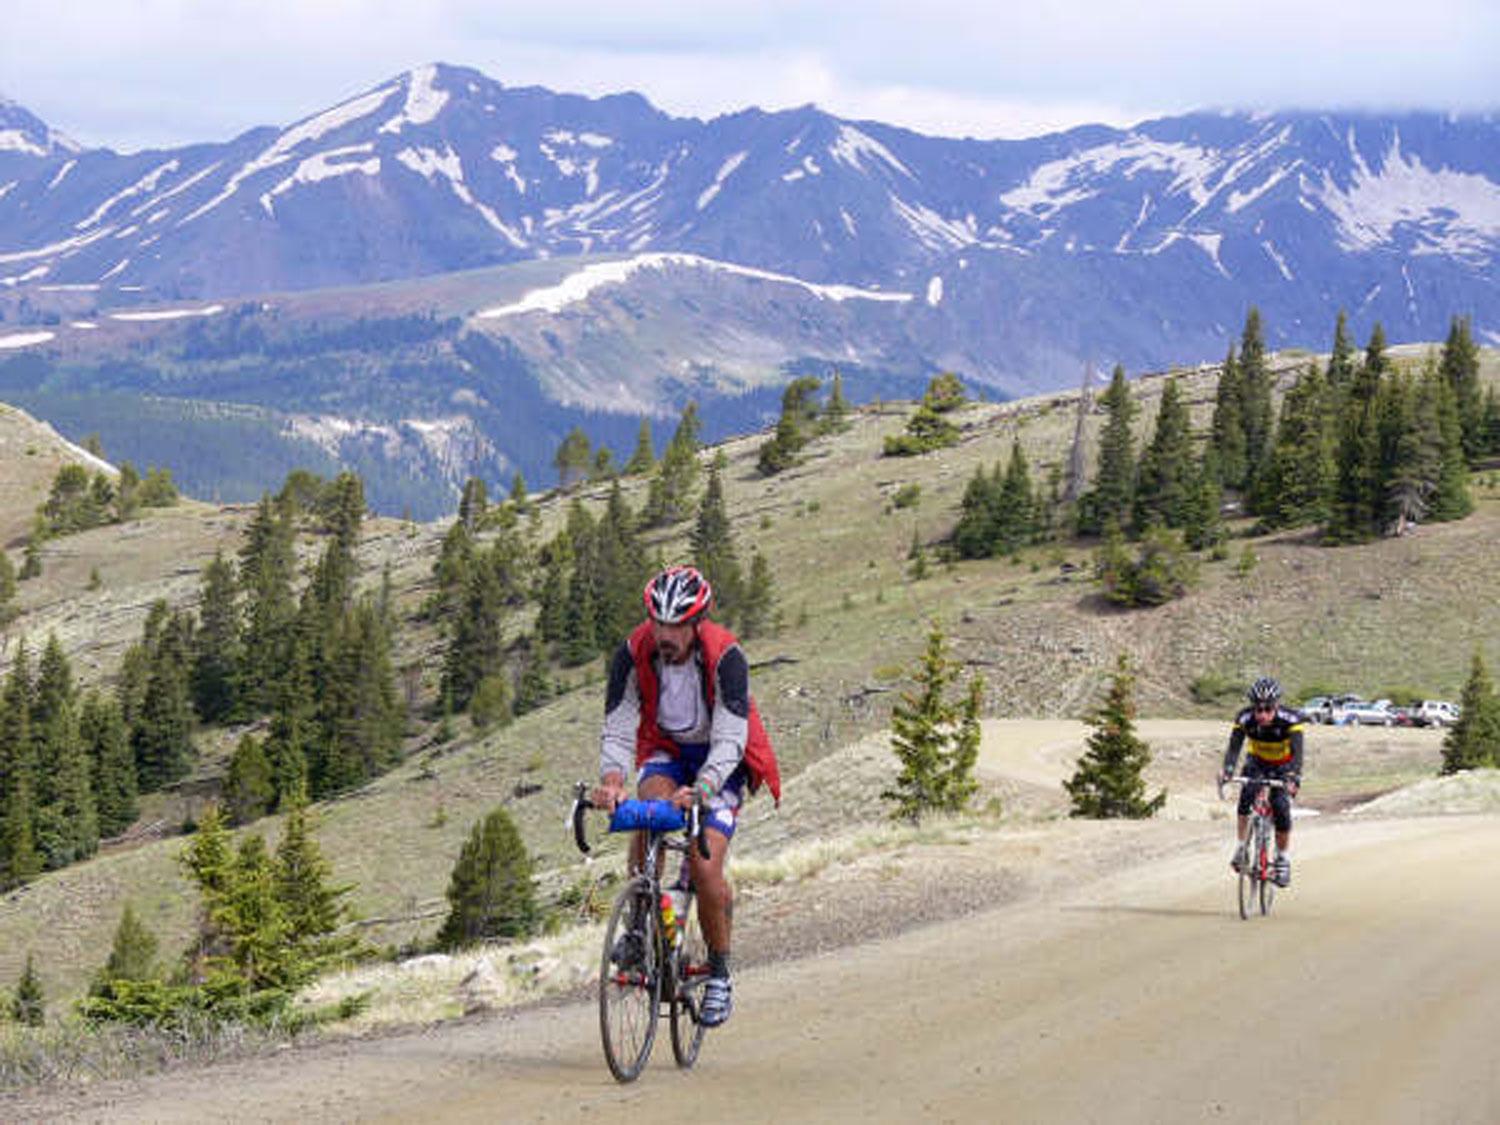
[652,620,695,664]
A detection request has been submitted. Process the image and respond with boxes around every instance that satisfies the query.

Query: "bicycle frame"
[570,783,713,1082]
[1221,776,1290,920]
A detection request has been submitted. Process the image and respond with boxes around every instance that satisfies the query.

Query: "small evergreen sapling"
[1065,656,1166,819]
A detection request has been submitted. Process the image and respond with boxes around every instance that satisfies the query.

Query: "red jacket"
[627,619,781,803]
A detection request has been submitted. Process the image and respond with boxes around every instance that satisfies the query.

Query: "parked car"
[1300,694,1362,724]
[1409,700,1462,728]
[1342,699,1400,726]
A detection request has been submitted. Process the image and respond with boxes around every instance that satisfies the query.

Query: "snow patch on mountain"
[474,252,913,320]
[0,330,55,349]
[77,160,180,230]
[1002,138,1221,217]
[698,151,746,211]
[1315,133,1500,258]
[379,64,449,134]
[829,125,913,180]
[108,304,224,322]
[48,160,76,190]
[0,130,46,156]
[0,227,112,265]
[181,84,398,225]
[260,146,380,214]
[397,145,526,247]
[890,195,977,251]
[1262,240,1294,280]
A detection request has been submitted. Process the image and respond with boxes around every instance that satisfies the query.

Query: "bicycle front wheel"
[1257,826,1276,916]
[599,884,662,1083]
[670,893,709,1069]
[1237,863,1254,920]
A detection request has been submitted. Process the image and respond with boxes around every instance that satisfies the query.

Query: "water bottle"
[659,892,678,946]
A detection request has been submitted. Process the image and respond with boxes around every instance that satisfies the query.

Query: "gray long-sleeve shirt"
[599,639,751,794]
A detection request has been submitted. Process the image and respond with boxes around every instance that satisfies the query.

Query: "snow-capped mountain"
[0,95,80,162]
[1,63,1498,394]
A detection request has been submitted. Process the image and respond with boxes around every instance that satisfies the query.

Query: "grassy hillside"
[1,348,1498,1001]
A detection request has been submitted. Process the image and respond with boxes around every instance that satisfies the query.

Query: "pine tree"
[458,477,489,533]
[995,439,1037,554]
[1080,365,1137,535]
[0,549,16,624]
[442,549,508,709]
[11,954,44,1026]
[91,903,160,994]
[1210,345,1248,490]
[193,551,242,723]
[0,644,41,888]
[1264,364,1334,529]
[554,426,592,491]
[224,735,275,825]
[624,418,656,476]
[821,370,851,433]
[1326,309,1357,394]
[1182,448,1226,552]
[1384,369,1446,535]
[133,609,196,791]
[738,549,777,640]
[758,375,821,475]
[1440,653,1500,774]
[317,598,403,796]
[1428,365,1474,523]
[882,627,981,822]
[81,692,137,838]
[690,461,743,623]
[31,633,98,868]
[238,495,297,713]
[953,463,1001,559]
[274,801,357,972]
[1439,315,1484,461]
[436,807,541,949]
[642,402,702,527]
[1238,308,1275,493]
[512,633,553,716]
[1325,341,1385,543]
[1065,655,1166,818]
[1133,376,1194,532]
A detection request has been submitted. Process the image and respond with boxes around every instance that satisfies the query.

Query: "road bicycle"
[1219,775,1292,919]
[570,782,714,1083]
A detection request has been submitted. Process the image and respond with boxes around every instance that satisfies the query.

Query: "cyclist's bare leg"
[1236,814,1250,844]
[1276,829,1290,853]
[688,828,733,955]
[633,774,677,877]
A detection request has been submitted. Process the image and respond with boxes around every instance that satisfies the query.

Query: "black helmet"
[1248,677,1282,706]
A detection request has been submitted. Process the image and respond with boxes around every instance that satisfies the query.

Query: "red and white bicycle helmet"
[644,565,713,626]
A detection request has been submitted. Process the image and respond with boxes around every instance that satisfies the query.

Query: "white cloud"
[1,1,1495,151]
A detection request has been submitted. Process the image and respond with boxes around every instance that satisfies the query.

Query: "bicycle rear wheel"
[599,884,662,1083]
[670,892,709,1068]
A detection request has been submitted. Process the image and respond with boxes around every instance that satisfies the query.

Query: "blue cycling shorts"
[639,742,746,839]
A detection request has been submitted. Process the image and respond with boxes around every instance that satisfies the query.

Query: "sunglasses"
[1253,704,1277,713]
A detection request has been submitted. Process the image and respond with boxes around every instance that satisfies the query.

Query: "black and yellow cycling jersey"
[1224,705,1306,772]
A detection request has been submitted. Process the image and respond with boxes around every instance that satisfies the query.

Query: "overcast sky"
[4,0,1498,152]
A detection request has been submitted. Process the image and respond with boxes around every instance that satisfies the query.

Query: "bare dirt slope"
[12,719,1499,1124]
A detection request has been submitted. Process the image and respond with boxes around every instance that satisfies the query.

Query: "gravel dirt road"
[16,723,1500,1124]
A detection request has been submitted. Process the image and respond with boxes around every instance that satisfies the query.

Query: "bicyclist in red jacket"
[1220,677,1304,887]
[592,565,780,1028]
